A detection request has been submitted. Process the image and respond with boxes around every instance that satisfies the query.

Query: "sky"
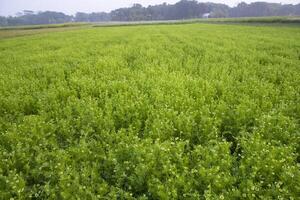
[0,0,299,16]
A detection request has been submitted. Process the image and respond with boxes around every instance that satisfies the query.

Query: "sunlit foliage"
[0,24,299,199]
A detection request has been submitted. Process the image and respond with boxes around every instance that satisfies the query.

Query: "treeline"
[110,2,229,21]
[230,2,300,17]
[0,11,72,26]
[1,1,300,26]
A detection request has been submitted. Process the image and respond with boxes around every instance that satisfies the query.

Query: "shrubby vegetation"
[1,1,300,26]
[0,23,300,199]
[0,11,72,27]
[109,1,300,21]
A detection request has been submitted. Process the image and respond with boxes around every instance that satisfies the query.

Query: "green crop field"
[0,23,300,199]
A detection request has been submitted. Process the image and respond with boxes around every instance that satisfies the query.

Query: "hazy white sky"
[0,0,299,16]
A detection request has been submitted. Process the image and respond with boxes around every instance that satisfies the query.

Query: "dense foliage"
[0,11,72,27]
[1,1,300,26]
[110,1,300,21]
[0,23,300,199]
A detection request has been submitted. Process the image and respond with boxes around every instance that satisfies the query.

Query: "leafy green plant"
[0,23,299,199]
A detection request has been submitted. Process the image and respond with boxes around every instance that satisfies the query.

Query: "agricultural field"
[0,23,300,199]
[0,23,90,39]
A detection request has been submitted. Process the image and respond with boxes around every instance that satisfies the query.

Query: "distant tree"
[0,16,7,26]
[20,11,72,24]
[6,16,23,26]
[293,4,300,15]
[110,0,229,21]
[210,9,227,18]
[3,11,72,26]
[275,4,294,16]
[0,1,299,26]
[228,2,298,17]
[88,12,111,22]
[133,3,143,9]
[207,3,229,18]
[23,10,35,15]
[75,12,90,22]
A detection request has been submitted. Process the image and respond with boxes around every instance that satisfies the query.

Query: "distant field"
[0,23,299,199]
[0,22,91,30]
[0,23,90,39]
[1,16,299,37]
[203,16,300,23]
[98,16,300,26]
